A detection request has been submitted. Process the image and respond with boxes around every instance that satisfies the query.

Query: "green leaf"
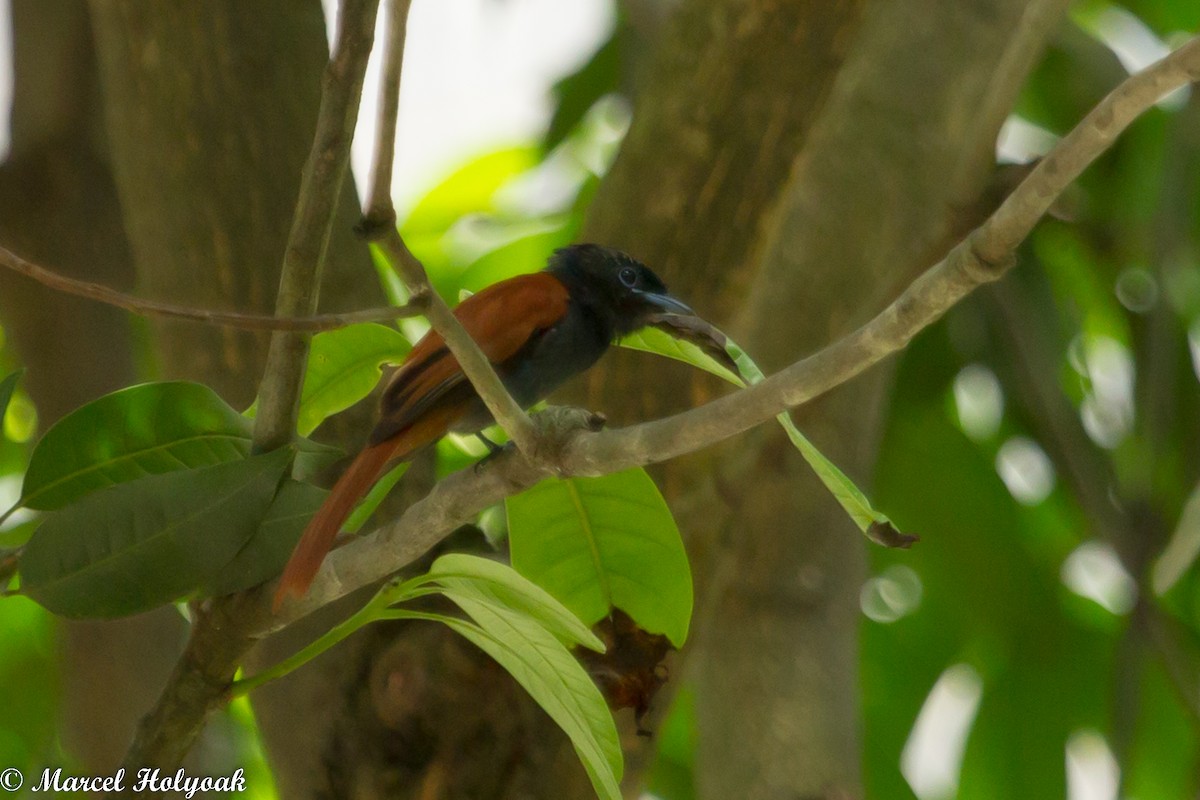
[620,323,914,547]
[402,147,538,239]
[544,34,621,152]
[294,323,410,436]
[507,468,692,647]
[18,382,253,511]
[342,461,409,534]
[414,606,623,800]
[0,370,22,425]
[245,324,411,437]
[204,479,329,597]
[458,223,575,293]
[20,448,292,617]
[425,553,605,651]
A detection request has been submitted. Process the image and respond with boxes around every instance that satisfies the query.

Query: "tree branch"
[357,0,539,455]
[252,0,382,452]
[0,243,425,331]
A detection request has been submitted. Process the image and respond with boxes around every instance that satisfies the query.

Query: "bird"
[273,243,693,609]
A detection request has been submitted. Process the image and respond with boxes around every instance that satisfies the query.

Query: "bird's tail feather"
[272,438,398,611]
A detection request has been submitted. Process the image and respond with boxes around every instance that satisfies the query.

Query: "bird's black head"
[546,244,693,339]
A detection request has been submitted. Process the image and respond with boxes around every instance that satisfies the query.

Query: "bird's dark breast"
[453,301,611,433]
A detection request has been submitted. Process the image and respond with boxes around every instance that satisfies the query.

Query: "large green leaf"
[425,604,622,800]
[292,323,409,436]
[507,468,692,648]
[233,554,623,800]
[457,222,576,293]
[621,324,913,547]
[243,323,410,437]
[401,147,538,239]
[204,479,329,597]
[20,448,292,617]
[426,553,604,650]
[18,382,254,511]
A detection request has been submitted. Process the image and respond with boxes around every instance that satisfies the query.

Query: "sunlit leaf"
[621,322,912,546]
[21,448,292,618]
[426,553,605,650]
[294,323,409,436]
[507,468,692,648]
[0,370,21,426]
[415,606,622,800]
[458,222,575,293]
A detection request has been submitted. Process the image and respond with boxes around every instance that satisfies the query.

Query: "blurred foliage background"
[2,0,1200,798]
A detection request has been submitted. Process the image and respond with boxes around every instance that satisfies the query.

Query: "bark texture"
[575,0,1070,797]
[0,0,186,774]
[84,0,378,790]
[88,0,376,407]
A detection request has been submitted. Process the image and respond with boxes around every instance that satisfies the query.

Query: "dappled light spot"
[1066,729,1119,800]
[901,664,983,800]
[1114,267,1158,313]
[1074,335,1134,449]
[952,364,1004,441]
[860,564,923,623]
[995,436,1055,505]
[1061,541,1136,615]
[996,115,1058,164]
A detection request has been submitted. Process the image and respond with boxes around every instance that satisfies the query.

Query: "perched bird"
[273,244,693,608]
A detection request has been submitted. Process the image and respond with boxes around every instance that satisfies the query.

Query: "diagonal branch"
[357,0,539,454]
[0,243,426,331]
[252,0,383,452]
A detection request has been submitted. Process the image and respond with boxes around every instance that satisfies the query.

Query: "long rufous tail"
[272,404,463,611]
[273,438,399,611]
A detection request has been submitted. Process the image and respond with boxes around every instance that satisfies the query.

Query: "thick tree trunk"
[0,0,185,774]
[574,0,1070,797]
[698,3,1071,796]
[85,1,378,792]
[88,0,376,406]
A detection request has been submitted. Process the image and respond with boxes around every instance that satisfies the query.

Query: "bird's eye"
[618,267,638,287]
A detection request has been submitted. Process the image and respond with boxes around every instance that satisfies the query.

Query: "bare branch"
[253,0,383,452]
[0,244,425,331]
[364,0,413,220]
[356,0,539,455]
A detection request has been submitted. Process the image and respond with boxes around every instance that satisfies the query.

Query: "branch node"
[355,209,398,241]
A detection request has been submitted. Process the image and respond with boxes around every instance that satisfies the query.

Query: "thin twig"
[364,0,413,220]
[0,244,425,331]
[357,0,539,454]
[252,0,383,452]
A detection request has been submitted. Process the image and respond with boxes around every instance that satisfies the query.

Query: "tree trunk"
[85,0,378,791]
[575,0,1070,797]
[698,3,1071,796]
[0,0,185,774]
[88,0,376,406]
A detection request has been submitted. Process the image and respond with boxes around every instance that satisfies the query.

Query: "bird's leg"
[473,431,513,472]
